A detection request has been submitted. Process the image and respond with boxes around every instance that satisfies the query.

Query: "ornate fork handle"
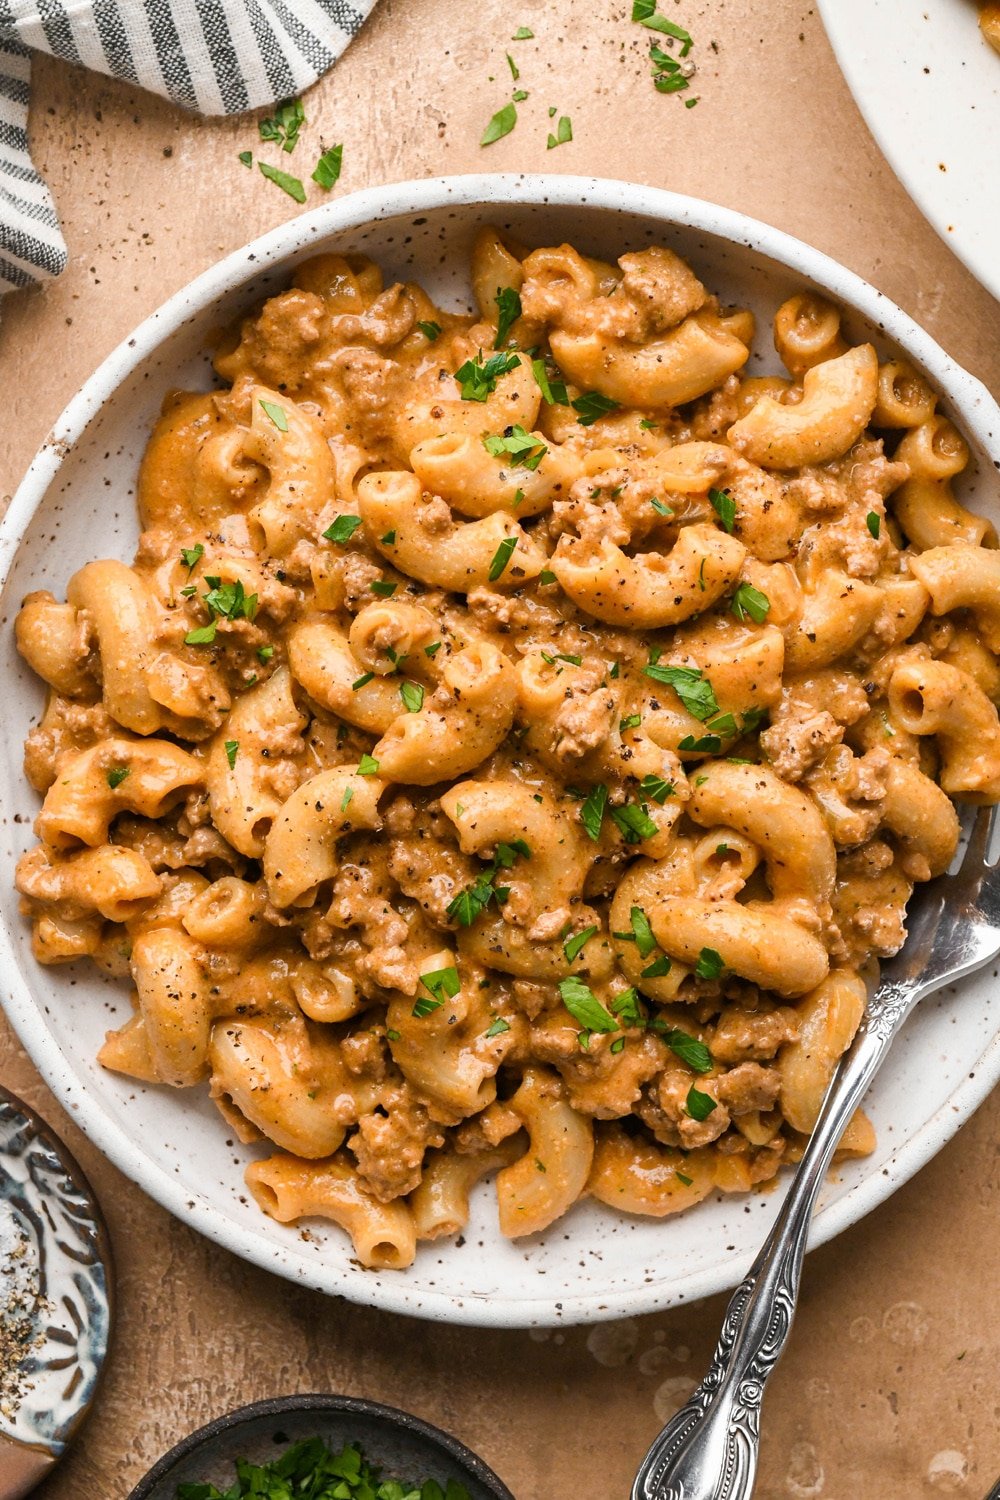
[631,978,916,1500]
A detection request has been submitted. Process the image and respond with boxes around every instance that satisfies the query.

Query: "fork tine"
[959,802,997,878]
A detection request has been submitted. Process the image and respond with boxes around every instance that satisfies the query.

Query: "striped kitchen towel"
[0,0,374,295]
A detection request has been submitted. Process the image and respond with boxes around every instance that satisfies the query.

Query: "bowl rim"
[125,1392,515,1499]
[2,172,999,1328]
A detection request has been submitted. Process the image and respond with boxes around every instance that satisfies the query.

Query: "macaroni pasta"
[13,230,1000,1267]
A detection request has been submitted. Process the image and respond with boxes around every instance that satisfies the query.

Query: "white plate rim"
[2,172,999,1326]
[818,0,1000,303]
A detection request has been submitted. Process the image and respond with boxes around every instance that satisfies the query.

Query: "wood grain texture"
[1,1,999,1495]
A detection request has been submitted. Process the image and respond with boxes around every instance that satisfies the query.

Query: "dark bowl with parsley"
[128,1394,514,1500]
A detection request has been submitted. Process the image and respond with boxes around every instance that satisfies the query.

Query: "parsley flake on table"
[238,150,252,168]
[512,24,534,37]
[258,161,306,202]
[572,390,621,425]
[642,661,720,720]
[259,398,288,431]
[259,97,305,152]
[632,0,694,52]
[547,114,573,149]
[506,51,520,81]
[488,535,519,580]
[312,144,344,190]
[454,349,520,401]
[481,101,518,146]
[494,285,522,347]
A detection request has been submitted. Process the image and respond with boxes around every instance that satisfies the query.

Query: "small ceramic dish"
[126,1393,514,1500]
[0,1084,113,1499]
[1,175,998,1327]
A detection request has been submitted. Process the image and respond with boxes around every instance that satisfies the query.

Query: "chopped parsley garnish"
[563,925,598,963]
[352,672,375,690]
[610,987,644,1027]
[494,285,522,347]
[106,766,130,790]
[485,1017,511,1037]
[610,1037,626,1054]
[676,1170,693,1185]
[483,426,547,470]
[547,114,573,150]
[180,543,204,571]
[620,713,642,731]
[512,25,534,37]
[259,398,288,431]
[695,946,726,980]
[579,782,608,841]
[686,1085,717,1121]
[867,511,881,539]
[572,390,621,426]
[259,97,304,152]
[639,773,674,803]
[446,839,529,927]
[609,800,658,844]
[381,530,397,545]
[481,102,518,146]
[399,681,424,713]
[731,582,770,624]
[185,576,258,646]
[559,976,618,1035]
[424,641,442,658]
[541,650,582,666]
[650,497,674,517]
[414,965,461,1016]
[323,514,363,544]
[629,905,657,958]
[176,1437,472,1500]
[488,535,519,581]
[454,349,520,401]
[539,568,557,585]
[662,1028,713,1072]
[224,740,239,769]
[370,579,397,598]
[642,661,720,720]
[257,644,274,663]
[258,161,306,203]
[708,487,736,532]
[357,753,380,776]
[417,320,442,341]
[340,785,354,813]
[386,1029,401,1043]
[531,358,570,405]
[311,144,343,190]
[641,954,673,978]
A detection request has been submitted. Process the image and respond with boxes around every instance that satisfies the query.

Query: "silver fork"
[631,803,1000,1500]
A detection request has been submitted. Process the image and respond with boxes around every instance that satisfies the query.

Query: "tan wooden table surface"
[2,0,999,1494]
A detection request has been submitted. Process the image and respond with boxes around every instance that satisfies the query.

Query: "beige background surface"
[2,0,999,1495]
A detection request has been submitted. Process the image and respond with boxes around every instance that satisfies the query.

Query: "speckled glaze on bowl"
[1,176,998,1329]
[126,1394,514,1500]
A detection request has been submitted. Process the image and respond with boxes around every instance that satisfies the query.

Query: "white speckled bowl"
[1,176,998,1328]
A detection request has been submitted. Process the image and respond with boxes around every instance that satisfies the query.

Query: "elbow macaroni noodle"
[13,231,1000,1268]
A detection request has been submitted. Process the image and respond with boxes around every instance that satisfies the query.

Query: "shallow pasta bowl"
[0,174,998,1329]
